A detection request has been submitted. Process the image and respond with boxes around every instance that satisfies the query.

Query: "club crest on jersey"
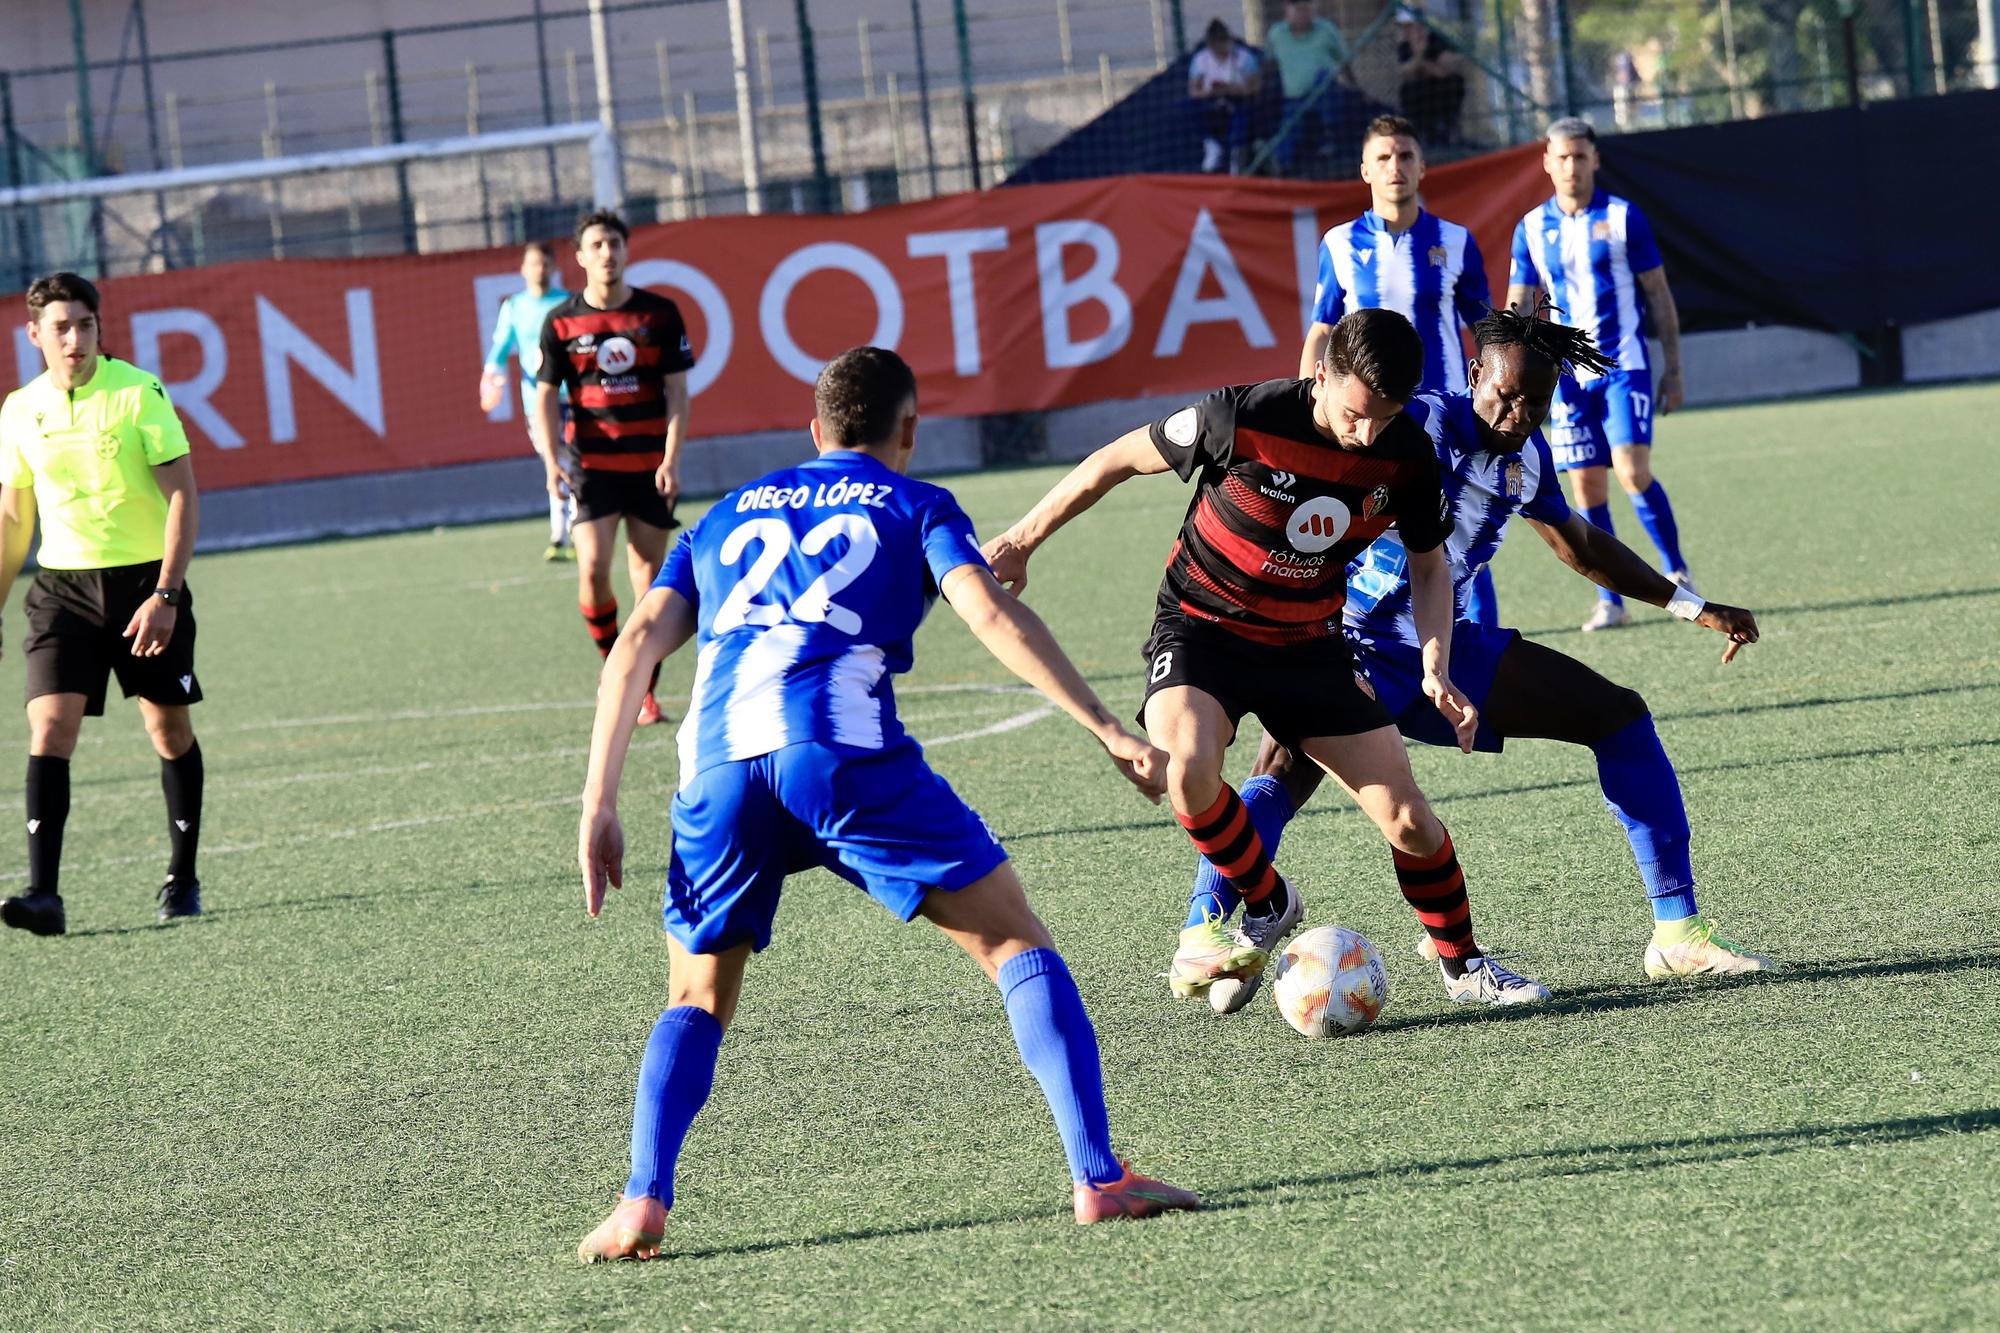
[596,336,638,374]
[1162,407,1199,448]
[1593,220,1612,241]
[95,432,121,460]
[1287,495,1351,553]
[1503,459,1525,499]
[1360,485,1391,519]
[1428,245,1448,267]
[1544,227,1559,244]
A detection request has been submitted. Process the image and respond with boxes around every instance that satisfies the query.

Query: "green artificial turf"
[2,382,1996,1332]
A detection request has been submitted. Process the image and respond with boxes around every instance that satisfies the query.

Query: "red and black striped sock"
[581,599,619,659]
[1393,830,1478,967]
[1176,785,1281,907]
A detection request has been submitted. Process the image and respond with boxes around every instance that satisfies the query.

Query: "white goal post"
[1,121,622,279]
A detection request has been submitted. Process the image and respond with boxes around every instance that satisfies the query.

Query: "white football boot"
[1208,878,1304,1014]
[1581,601,1633,632]
[1440,954,1551,1006]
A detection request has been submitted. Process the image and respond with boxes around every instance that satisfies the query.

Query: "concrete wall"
[195,315,1998,550]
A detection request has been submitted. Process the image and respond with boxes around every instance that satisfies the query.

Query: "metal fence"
[3,0,1994,280]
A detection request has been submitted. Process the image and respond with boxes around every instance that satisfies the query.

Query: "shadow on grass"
[1369,946,2000,1035]
[1520,582,2000,640]
[645,1101,2000,1263]
[59,872,568,937]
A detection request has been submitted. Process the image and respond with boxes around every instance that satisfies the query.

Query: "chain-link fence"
[4,0,1995,280]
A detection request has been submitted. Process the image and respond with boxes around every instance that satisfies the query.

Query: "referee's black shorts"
[21,561,202,716]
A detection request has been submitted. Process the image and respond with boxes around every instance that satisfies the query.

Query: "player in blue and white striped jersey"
[1302,115,1500,624]
[1507,116,1694,633]
[1185,307,1774,987]
[570,347,1197,1261]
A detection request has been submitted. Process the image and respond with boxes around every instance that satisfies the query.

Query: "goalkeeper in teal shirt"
[480,241,574,560]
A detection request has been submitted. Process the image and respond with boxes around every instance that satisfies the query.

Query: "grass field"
[3,382,1998,1333]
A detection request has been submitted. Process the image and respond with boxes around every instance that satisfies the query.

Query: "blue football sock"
[623,1006,724,1206]
[1630,480,1687,573]
[1186,774,1296,926]
[1591,715,1698,922]
[997,949,1122,1186]
[1463,565,1500,626]
[1583,503,1624,605]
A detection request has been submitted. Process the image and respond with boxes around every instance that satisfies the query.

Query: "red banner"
[6,146,1545,492]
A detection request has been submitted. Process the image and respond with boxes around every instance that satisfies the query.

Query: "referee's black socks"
[25,754,70,897]
[161,740,203,884]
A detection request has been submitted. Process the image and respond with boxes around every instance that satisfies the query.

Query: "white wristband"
[1666,584,1706,622]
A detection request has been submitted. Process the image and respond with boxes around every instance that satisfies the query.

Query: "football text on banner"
[4,148,1544,492]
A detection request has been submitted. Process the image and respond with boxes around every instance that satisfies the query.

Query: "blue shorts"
[1547,367,1654,471]
[1346,619,1521,755]
[665,740,1009,954]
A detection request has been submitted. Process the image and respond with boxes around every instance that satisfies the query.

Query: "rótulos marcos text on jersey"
[657,450,988,782]
[1508,189,1663,377]
[1149,379,1450,646]
[1345,392,1572,649]
[536,287,695,473]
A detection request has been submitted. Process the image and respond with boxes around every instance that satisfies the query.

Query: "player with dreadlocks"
[1177,303,1774,1006]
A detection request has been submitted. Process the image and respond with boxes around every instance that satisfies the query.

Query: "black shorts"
[1138,611,1388,751]
[572,468,678,530]
[22,562,202,717]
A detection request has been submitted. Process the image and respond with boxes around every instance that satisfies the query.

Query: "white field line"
[13,704,1062,881]
[925,705,1058,745]
[189,679,1037,738]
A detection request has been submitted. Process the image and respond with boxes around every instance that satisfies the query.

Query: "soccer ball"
[1271,926,1389,1038]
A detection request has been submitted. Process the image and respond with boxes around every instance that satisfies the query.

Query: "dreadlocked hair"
[1472,300,1617,379]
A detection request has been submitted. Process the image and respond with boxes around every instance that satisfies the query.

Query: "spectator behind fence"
[1188,18,1261,173]
[1264,0,1355,174]
[1395,8,1466,146]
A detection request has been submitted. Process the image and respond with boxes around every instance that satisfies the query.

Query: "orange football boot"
[576,1196,667,1263]
[1072,1163,1201,1224]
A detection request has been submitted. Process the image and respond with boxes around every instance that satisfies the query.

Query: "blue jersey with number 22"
[657,450,988,784]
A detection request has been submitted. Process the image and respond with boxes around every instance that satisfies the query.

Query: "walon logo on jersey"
[596,336,638,375]
[1286,495,1351,553]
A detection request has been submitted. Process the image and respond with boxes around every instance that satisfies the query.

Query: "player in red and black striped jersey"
[985,308,1549,1012]
[532,209,694,725]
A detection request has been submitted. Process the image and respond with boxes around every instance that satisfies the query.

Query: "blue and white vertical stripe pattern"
[1509,190,1662,377]
[657,451,989,787]
[1342,393,1572,647]
[1312,210,1491,395]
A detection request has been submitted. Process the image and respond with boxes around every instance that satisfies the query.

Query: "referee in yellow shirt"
[0,272,204,937]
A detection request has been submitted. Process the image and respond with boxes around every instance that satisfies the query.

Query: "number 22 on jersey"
[711,514,882,635]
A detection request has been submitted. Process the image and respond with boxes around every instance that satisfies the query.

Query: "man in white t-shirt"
[1187,19,1261,173]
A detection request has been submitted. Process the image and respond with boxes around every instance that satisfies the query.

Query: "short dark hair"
[1472,303,1616,379]
[1322,308,1424,402]
[525,239,559,261]
[573,209,629,247]
[26,271,100,322]
[815,347,918,448]
[1204,18,1231,42]
[1363,114,1421,148]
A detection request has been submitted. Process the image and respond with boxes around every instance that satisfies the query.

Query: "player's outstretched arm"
[982,428,1170,593]
[1528,512,1758,662]
[1407,544,1478,752]
[941,563,1168,802]
[579,587,696,917]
